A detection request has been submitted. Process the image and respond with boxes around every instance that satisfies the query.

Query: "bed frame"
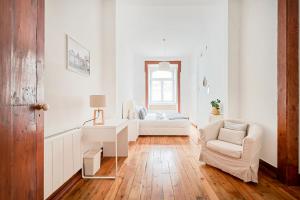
[122,100,191,136]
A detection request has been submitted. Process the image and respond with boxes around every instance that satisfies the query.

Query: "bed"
[122,100,191,136]
[139,112,191,135]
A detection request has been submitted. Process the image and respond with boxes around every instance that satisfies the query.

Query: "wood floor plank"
[140,146,154,200]
[128,151,149,199]
[169,172,188,200]
[168,146,198,200]
[166,144,205,199]
[111,143,142,200]
[62,130,300,200]
[150,147,164,200]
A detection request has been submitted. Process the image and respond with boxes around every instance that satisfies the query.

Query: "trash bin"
[83,149,101,176]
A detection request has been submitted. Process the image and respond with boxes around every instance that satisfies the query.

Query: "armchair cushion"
[199,120,224,142]
[218,128,246,145]
[224,121,248,131]
[207,140,243,159]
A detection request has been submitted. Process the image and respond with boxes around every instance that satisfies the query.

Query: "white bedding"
[139,113,191,136]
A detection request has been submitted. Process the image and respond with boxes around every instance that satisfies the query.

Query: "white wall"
[45,0,104,137]
[102,0,117,119]
[115,1,134,116]
[238,0,278,167]
[227,0,241,119]
[195,2,229,126]
[116,1,228,121]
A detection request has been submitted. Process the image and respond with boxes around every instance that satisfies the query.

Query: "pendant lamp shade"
[158,61,170,70]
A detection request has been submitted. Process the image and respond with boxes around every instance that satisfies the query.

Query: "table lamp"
[90,95,106,125]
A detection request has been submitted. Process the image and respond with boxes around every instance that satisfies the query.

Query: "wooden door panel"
[0,0,44,199]
[11,106,37,199]
[0,106,12,200]
[36,0,45,198]
[0,0,14,199]
[36,109,44,199]
[0,0,12,106]
[11,0,37,105]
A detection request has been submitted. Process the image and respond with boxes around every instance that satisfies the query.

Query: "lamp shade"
[90,95,106,108]
[158,61,170,70]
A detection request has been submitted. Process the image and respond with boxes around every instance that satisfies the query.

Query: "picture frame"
[66,35,90,76]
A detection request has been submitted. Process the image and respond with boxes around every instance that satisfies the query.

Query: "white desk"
[81,119,128,179]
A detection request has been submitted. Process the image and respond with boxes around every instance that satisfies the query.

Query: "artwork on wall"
[66,35,90,76]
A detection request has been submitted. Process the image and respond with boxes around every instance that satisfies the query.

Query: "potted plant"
[211,99,221,115]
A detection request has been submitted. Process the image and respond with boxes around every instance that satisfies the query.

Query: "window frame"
[145,60,181,112]
[149,67,177,104]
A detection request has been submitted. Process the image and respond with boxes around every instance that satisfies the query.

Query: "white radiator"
[44,128,82,199]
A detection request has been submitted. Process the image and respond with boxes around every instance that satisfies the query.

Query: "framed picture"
[66,35,90,76]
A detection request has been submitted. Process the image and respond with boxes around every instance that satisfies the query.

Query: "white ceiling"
[120,0,220,6]
[117,0,227,57]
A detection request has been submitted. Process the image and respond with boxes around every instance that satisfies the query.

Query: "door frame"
[36,0,45,198]
[277,0,299,185]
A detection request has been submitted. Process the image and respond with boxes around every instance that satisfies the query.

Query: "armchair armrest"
[199,120,224,143]
[242,124,263,161]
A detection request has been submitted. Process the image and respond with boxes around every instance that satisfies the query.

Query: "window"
[145,61,181,112]
[149,67,177,104]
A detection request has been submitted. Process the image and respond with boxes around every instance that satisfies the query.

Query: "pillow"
[134,106,140,118]
[218,128,246,145]
[135,105,141,113]
[224,121,248,131]
[138,109,146,120]
[142,107,147,116]
[128,111,136,119]
[156,112,164,120]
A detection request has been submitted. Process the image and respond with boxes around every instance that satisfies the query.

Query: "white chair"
[199,119,262,183]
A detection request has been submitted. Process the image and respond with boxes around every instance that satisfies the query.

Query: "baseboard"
[47,169,82,200]
[259,160,300,185]
[259,159,278,179]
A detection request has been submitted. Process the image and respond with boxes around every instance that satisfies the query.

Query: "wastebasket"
[83,149,101,176]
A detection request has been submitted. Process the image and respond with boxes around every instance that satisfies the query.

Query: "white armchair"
[199,119,262,183]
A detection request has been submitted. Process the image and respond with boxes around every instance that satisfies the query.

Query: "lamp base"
[93,109,104,125]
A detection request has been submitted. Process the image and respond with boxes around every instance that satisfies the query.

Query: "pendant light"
[159,38,170,70]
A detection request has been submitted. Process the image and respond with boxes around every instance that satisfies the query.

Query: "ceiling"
[120,0,220,6]
[117,0,227,57]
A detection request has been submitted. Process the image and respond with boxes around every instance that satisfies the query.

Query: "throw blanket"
[144,112,189,121]
[166,113,189,120]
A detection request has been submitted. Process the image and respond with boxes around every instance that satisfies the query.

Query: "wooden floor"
[62,132,300,200]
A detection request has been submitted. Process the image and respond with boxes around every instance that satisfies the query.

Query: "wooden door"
[0,0,45,199]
